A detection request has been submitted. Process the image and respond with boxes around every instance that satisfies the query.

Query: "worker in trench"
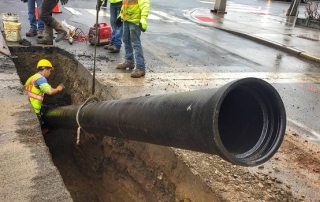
[25,59,65,135]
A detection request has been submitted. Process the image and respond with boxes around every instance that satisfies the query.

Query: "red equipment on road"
[88,23,112,46]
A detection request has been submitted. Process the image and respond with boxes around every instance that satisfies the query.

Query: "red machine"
[88,23,112,46]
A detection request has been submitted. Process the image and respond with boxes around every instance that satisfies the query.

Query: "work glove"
[116,16,123,28]
[57,83,65,91]
[139,16,147,32]
[96,0,103,11]
[60,0,68,5]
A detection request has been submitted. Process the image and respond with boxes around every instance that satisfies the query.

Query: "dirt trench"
[8,46,320,202]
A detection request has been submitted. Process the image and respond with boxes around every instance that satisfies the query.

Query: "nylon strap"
[75,95,100,144]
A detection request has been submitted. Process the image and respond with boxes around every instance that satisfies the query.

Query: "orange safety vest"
[25,73,44,114]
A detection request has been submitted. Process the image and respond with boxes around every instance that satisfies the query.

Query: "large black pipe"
[43,78,286,166]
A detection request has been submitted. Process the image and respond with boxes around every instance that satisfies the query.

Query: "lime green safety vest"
[120,0,150,26]
[25,73,44,114]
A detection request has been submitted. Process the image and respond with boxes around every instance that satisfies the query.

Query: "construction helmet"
[37,59,54,70]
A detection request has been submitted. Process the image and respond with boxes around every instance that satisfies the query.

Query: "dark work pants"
[40,0,58,25]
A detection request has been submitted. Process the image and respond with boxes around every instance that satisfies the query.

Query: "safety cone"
[35,3,39,20]
[52,2,62,13]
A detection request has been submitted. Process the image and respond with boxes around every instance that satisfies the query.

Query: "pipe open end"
[216,78,286,166]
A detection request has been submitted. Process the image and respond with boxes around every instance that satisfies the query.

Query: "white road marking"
[198,1,269,14]
[68,8,184,23]
[64,3,269,24]
[84,9,110,17]
[64,7,83,15]
[150,10,191,24]
[148,14,162,20]
[199,0,214,4]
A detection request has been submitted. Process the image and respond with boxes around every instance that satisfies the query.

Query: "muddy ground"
[7,47,320,202]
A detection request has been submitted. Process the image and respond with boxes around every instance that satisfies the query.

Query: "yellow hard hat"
[37,59,54,70]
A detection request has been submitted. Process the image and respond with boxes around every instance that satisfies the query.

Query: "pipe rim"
[214,78,286,166]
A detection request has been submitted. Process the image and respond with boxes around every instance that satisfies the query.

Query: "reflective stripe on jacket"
[120,0,150,26]
[25,73,44,114]
[109,0,122,3]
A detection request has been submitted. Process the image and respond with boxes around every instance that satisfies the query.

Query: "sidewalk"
[187,7,320,63]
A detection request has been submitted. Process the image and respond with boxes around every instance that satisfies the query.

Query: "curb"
[299,52,320,63]
[212,26,302,56]
[217,27,320,64]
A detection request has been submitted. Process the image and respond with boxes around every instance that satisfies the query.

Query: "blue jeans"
[109,2,122,50]
[123,21,145,70]
[28,0,44,31]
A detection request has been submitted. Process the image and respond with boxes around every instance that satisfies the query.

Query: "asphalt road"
[1,0,320,142]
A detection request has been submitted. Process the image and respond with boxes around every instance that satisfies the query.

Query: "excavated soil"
[8,46,320,202]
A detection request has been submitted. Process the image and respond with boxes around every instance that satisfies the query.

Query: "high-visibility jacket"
[109,0,122,3]
[120,0,150,26]
[25,73,45,114]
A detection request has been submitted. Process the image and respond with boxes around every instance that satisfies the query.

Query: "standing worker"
[37,0,68,45]
[24,0,44,38]
[25,59,64,134]
[115,0,150,78]
[104,0,123,53]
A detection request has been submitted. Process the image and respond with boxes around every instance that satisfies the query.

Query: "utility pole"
[211,0,227,14]
[286,0,300,16]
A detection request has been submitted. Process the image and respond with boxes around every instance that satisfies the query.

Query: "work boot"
[104,44,112,50]
[50,19,67,42]
[41,127,50,135]
[19,38,32,46]
[26,29,37,37]
[37,25,54,45]
[131,68,145,78]
[116,61,135,70]
[109,46,120,53]
[37,30,44,39]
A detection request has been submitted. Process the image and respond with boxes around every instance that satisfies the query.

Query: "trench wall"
[0,48,72,201]
[9,46,219,202]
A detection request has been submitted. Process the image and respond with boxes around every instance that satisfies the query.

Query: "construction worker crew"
[25,59,64,115]
[116,0,150,78]
[37,0,68,45]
